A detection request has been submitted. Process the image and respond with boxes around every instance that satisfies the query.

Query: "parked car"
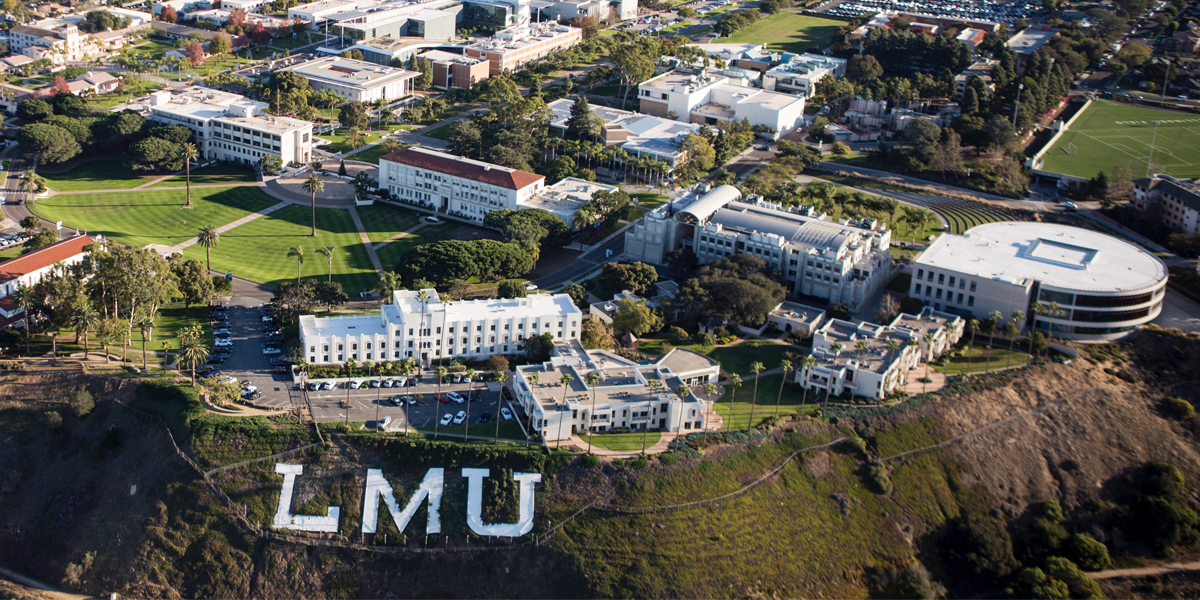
[478,411,491,423]
[439,412,454,426]
[320,381,334,390]
[272,365,291,374]
[400,395,417,405]
[381,378,395,388]
[240,385,260,398]
[1063,201,1078,212]
[446,391,464,403]
[436,394,451,403]
[262,346,282,355]
[451,373,463,384]
[350,379,365,389]
[453,410,467,425]
[369,379,381,388]
[524,283,538,291]
[378,416,392,429]
[501,407,513,421]
[215,338,233,347]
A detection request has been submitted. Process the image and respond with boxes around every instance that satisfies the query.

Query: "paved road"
[532,232,626,289]
[1153,289,1200,334]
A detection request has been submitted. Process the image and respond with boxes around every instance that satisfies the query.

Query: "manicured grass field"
[1041,99,1200,179]
[130,301,212,354]
[39,159,158,191]
[0,246,24,262]
[422,123,455,141]
[346,142,409,165]
[712,374,819,429]
[708,342,797,377]
[722,12,842,53]
[151,163,259,187]
[357,203,421,244]
[318,128,387,154]
[933,343,1030,375]
[580,431,661,452]
[630,192,669,209]
[180,204,378,294]
[31,186,278,248]
[416,420,526,440]
[374,222,459,271]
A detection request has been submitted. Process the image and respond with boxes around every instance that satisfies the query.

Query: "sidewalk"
[148,199,290,256]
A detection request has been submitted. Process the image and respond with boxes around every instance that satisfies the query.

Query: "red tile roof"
[0,235,95,284]
[379,148,544,190]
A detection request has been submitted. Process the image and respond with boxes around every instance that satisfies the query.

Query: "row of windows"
[916,268,977,293]
[915,283,975,307]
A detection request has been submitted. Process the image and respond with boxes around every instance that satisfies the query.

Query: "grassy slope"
[39,159,159,191]
[179,203,378,295]
[31,186,277,248]
[722,13,843,53]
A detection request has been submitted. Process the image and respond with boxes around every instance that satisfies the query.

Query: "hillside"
[1,328,1200,598]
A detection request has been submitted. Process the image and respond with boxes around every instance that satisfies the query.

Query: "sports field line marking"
[1152,130,1200,161]
[1079,131,1150,163]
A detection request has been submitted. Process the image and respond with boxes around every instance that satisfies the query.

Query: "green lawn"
[132,301,212,353]
[580,431,661,452]
[422,123,455,141]
[346,141,410,165]
[39,159,159,191]
[722,12,843,53]
[416,420,526,440]
[0,246,24,262]
[374,222,459,272]
[357,203,421,244]
[631,192,669,209]
[885,272,911,293]
[932,343,1030,375]
[31,186,278,248]
[1040,99,1200,179]
[708,342,798,378]
[713,374,819,429]
[150,163,259,187]
[318,128,387,154]
[180,203,379,295]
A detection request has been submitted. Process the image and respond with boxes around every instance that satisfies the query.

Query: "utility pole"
[1146,120,1161,177]
[1162,56,1174,100]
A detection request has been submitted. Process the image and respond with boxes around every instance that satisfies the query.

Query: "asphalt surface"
[532,232,626,289]
[304,379,515,432]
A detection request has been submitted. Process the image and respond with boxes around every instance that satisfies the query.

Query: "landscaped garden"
[31,185,278,248]
[580,431,662,452]
[711,373,820,430]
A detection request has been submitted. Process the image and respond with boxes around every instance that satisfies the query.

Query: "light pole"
[1162,57,1174,100]
[1012,83,1024,129]
[1146,120,1161,177]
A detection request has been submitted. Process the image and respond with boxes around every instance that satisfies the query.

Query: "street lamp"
[1146,120,1161,177]
[1161,56,1174,100]
[1012,83,1024,129]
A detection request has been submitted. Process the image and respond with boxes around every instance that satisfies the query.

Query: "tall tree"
[13,285,35,356]
[303,173,323,237]
[726,373,741,431]
[774,358,791,422]
[586,371,601,454]
[316,244,336,281]
[286,246,304,285]
[197,224,220,271]
[747,361,764,431]
[565,96,602,140]
[181,143,199,207]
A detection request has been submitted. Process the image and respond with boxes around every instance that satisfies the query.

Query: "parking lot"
[816,0,1038,25]
[199,297,301,410]
[305,379,522,435]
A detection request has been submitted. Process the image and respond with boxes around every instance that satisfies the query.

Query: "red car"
[272,365,291,374]
[436,394,451,403]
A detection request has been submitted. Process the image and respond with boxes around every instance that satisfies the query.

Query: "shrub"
[865,561,946,600]
[693,332,716,346]
[69,389,94,418]
[659,452,679,465]
[944,514,1020,580]
[630,456,649,469]
[868,462,892,494]
[43,410,63,431]
[1044,557,1103,599]
[844,434,867,456]
[1168,397,1195,419]
[667,326,690,343]
[580,453,599,468]
[1068,533,1111,571]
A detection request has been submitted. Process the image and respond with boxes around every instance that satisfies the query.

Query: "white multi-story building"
[465,22,582,76]
[9,20,104,65]
[281,56,418,103]
[119,87,314,166]
[379,146,614,227]
[762,53,846,97]
[626,185,893,312]
[514,341,719,442]
[638,69,805,139]
[796,307,962,402]
[299,289,583,367]
[546,98,702,174]
[911,222,1168,341]
[0,235,97,329]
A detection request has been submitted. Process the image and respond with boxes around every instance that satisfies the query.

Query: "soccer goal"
[1062,142,1078,154]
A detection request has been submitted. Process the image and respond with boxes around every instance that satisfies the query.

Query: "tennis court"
[1040,100,1200,179]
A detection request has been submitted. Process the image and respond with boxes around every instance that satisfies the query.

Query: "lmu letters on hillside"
[272,464,542,537]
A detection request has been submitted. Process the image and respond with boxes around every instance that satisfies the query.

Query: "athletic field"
[1040,100,1200,179]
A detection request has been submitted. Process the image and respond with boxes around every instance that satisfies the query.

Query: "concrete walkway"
[348,206,384,273]
[147,199,291,256]
[372,221,427,250]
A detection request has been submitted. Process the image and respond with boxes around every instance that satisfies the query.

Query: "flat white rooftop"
[284,56,418,88]
[916,221,1166,293]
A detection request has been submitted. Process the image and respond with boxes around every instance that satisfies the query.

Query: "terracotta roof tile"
[379,148,544,190]
[0,235,94,284]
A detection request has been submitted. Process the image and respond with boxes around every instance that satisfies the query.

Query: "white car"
[215,338,233,347]
[424,216,441,223]
[381,378,395,388]
[223,375,238,384]
[378,416,392,429]
[453,410,467,424]
[525,283,538,291]
[446,391,464,404]
[500,407,513,421]
[240,385,260,398]
[320,381,334,391]
[350,379,365,389]
[439,412,454,426]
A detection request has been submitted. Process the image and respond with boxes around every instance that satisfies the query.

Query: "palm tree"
[746,361,764,431]
[644,378,660,450]
[1003,321,1021,369]
[494,371,508,443]
[382,138,400,154]
[462,368,476,441]
[71,306,99,360]
[703,382,718,430]
[525,372,539,447]
[433,365,447,438]
[773,359,791,422]
[824,344,843,412]
[1046,301,1061,348]
[316,244,336,282]
[135,314,153,372]
[416,289,429,373]
[556,373,573,448]
[179,335,209,387]
[12,285,35,356]
[398,360,414,436]
[302,173,324,237]
[797,355,816,413]
[922,333,936,393]
[374,272,399,304]
[197,224,220,271]
[985,310,1002,373]
[347,127,364,150]
[965,318,980,371]
[181,143,199,207]
[855,339,869,363]
[286,246,304,285]
[725,374,741,431]
[585,371,600,454]
[674,384,690,431]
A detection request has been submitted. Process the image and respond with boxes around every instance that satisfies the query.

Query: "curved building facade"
[910,222,1167,341]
